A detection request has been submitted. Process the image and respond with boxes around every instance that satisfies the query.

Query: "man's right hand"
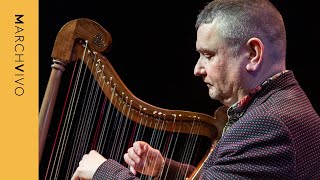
[124,141,164,177]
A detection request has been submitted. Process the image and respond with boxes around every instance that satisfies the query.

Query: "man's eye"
[202,51,215,59]
[204,54,213,60]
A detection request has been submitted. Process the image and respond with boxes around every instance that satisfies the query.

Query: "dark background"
[39,1,320,117]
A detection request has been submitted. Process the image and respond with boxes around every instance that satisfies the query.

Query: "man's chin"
[208,92,218,100]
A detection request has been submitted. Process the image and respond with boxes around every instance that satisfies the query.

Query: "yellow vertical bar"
[0,0,38,179]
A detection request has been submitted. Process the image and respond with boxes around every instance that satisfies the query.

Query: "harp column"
[39,59,66,163]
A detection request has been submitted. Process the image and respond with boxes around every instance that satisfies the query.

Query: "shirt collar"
[228,70,289,117]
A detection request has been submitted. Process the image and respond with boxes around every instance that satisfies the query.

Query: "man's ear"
[246,38,264,72]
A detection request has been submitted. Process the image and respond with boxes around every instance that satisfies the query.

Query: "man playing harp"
[71,0,320,179]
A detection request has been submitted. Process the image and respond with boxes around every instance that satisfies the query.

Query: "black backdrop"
[39,0,320,117]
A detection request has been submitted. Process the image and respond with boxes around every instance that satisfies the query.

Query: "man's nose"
[194,61,205,76]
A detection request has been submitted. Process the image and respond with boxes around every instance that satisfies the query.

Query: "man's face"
[194,22,245,106]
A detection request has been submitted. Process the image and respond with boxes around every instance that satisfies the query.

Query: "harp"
[39,18,227,180]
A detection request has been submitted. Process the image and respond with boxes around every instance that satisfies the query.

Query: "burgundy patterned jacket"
[93,71,320,179]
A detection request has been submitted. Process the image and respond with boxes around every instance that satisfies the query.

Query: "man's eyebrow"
[197,48,213,54]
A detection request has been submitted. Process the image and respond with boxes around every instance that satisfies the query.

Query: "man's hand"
[71,150,106,180]
[124,141,164,177]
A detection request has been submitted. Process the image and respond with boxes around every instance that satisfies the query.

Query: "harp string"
[96,81,116,153]
[158,117,177,180]
[162,117,182,180]
[126,108,138,151]
[90,78,108,150]
[109,96,125,159]
[134,107,148,143]
[44,59,79,180]
[61,46,100,179]
[89,51,134,163]
[65,48,100,178]
[46,43,104,179]
[177,118,196,179]
[68,47,110,164]
[45,41,89,180]
[115,95,134,162]
[124,107,150,171]
[177,120,201,179]
[151,114,167,179]
[140,113,166,179]
[75,52,99,157]
[118,100,134,162]
[66,47,115,178]
[186,123,201,176]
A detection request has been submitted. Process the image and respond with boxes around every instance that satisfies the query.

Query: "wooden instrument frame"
[39,18,228,179]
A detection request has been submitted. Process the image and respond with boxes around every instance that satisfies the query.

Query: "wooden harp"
[39,18,227,180]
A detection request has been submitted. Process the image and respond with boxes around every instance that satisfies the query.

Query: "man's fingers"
[124,153,135,167]
[133,141,144,155]
[142,143,149,152]
[129,166,137,175]
[89,150,97,154]
[128,147,141,164]
[133,141,150,155]
[71,168,79,180]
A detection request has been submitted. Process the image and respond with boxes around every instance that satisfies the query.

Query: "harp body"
[39,18,227,180]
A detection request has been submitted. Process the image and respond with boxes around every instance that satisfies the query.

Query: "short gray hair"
[196,0,286,59]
